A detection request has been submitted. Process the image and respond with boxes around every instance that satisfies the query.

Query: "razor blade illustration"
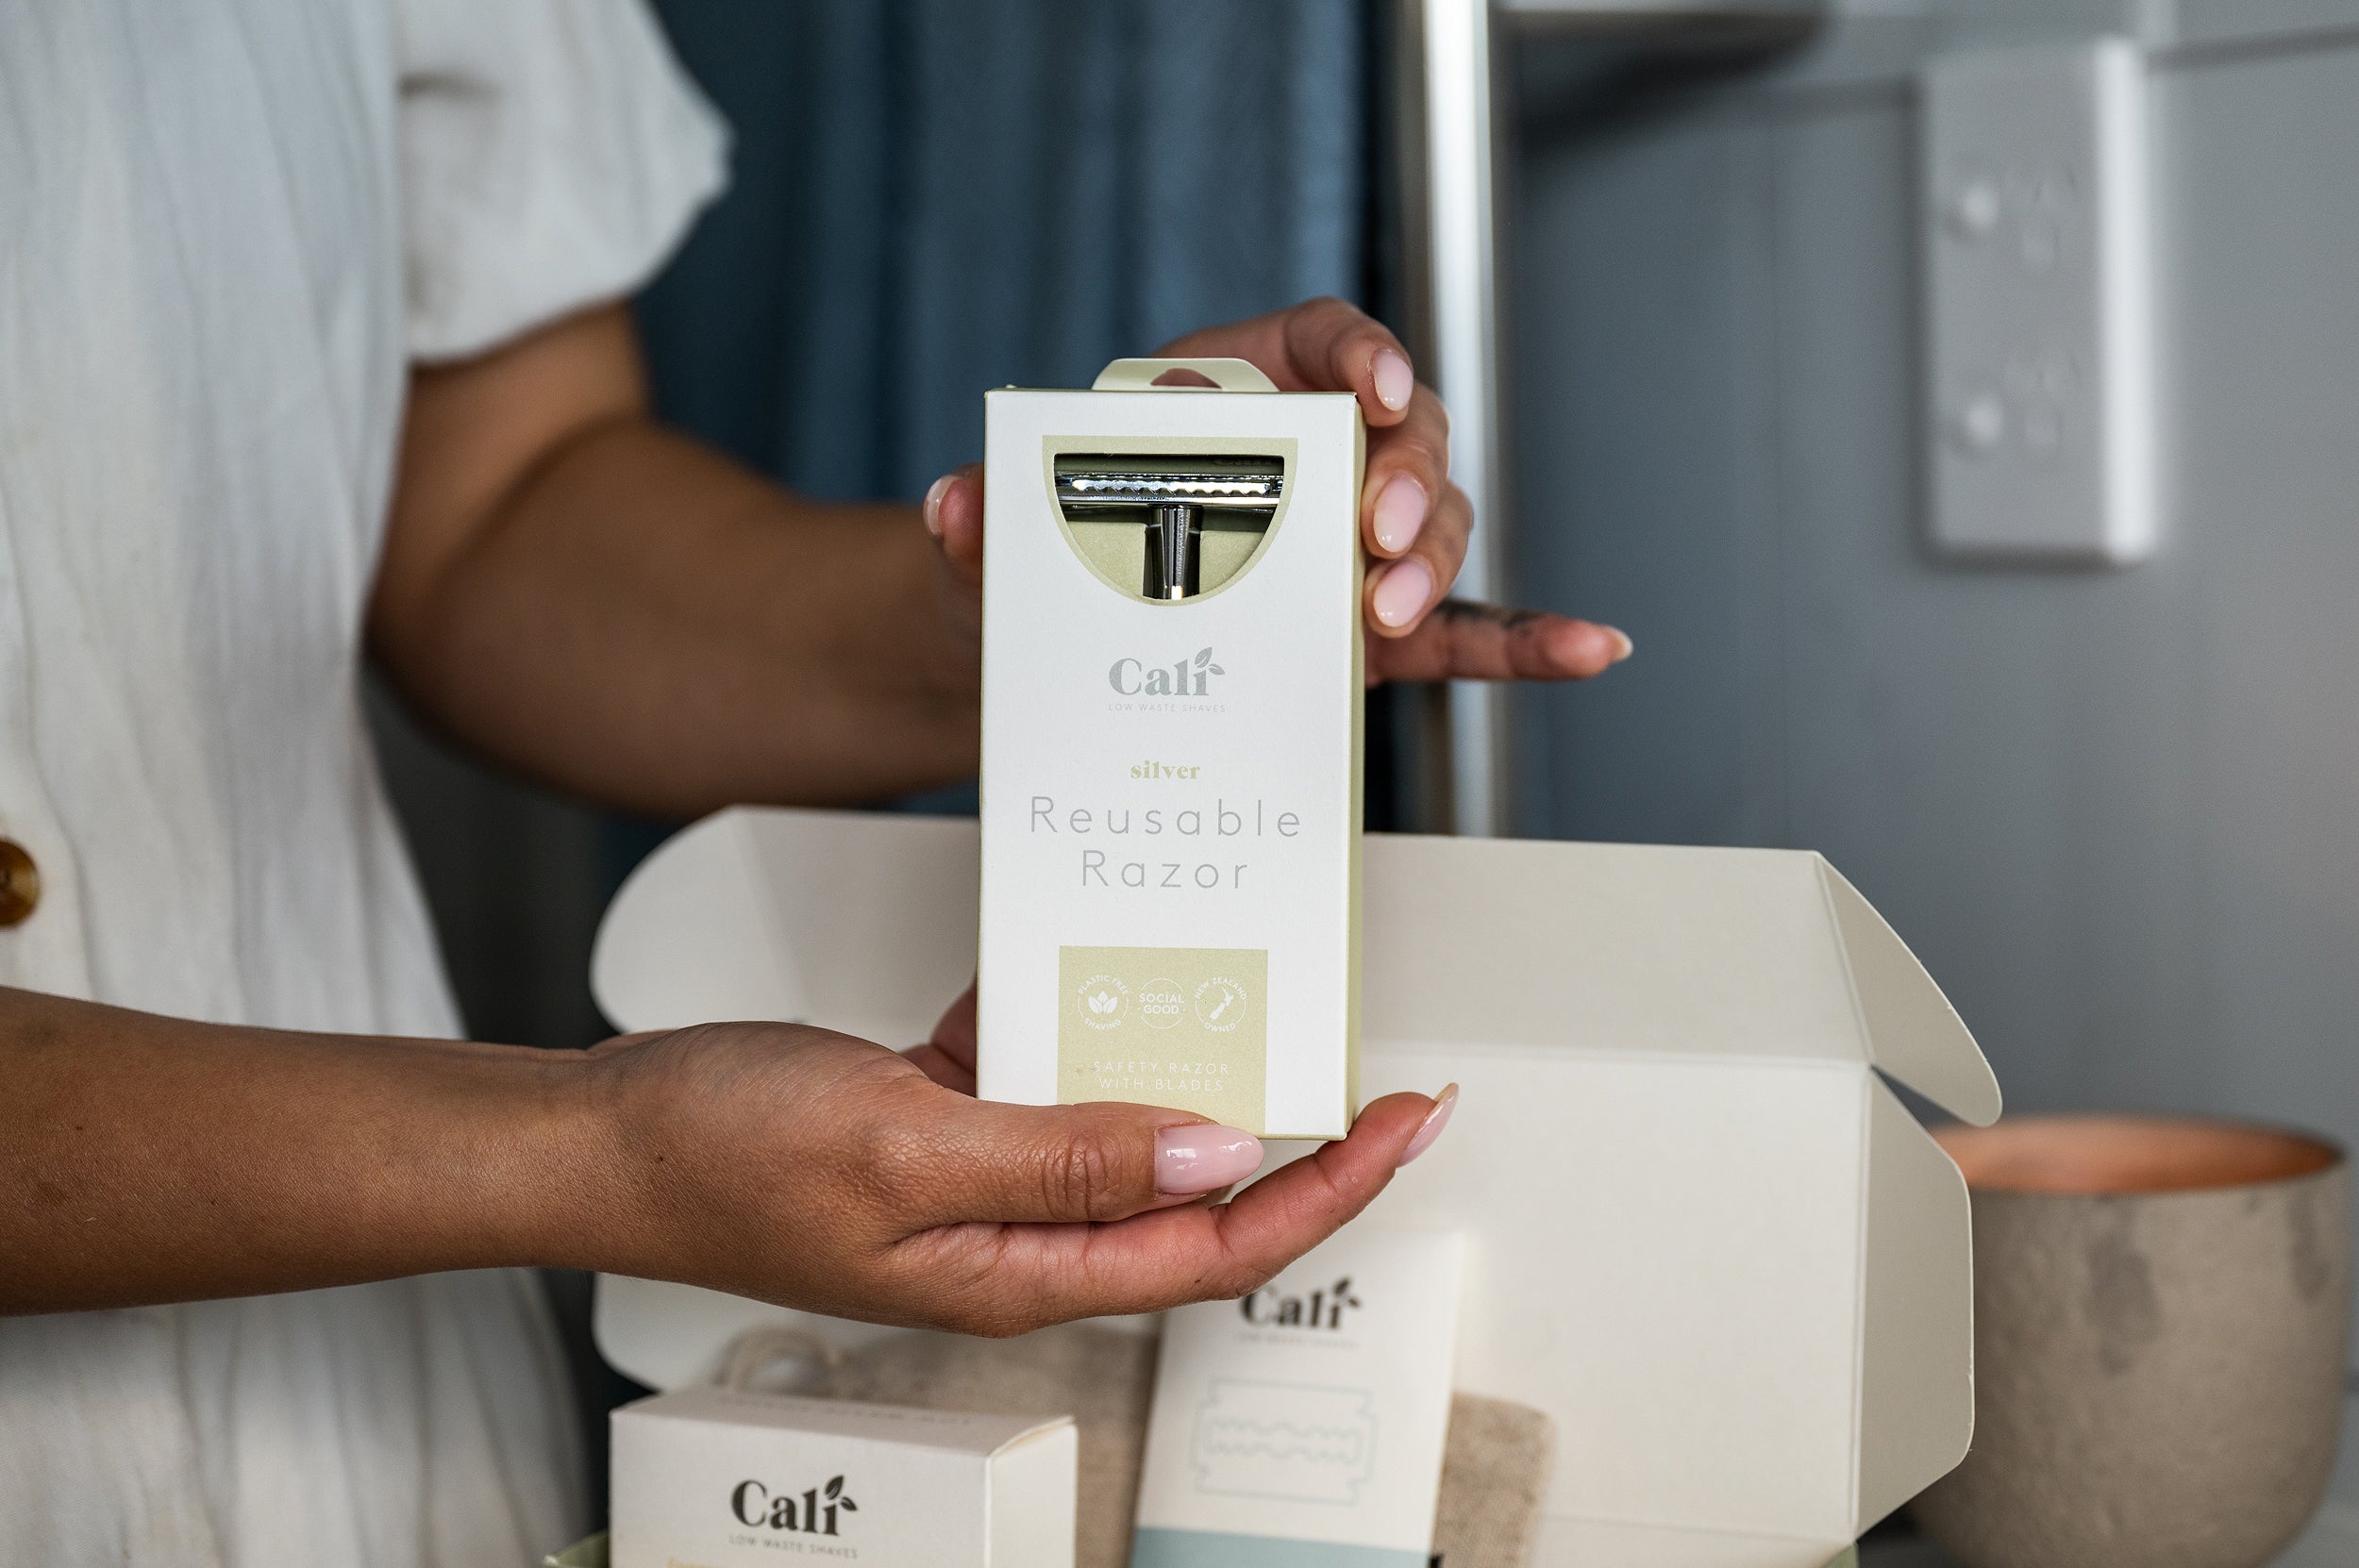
[1190,1378,1378,1504]
[1054,455,1283,601]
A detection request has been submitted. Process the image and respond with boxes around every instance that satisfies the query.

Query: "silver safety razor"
[1053,455,1284,600]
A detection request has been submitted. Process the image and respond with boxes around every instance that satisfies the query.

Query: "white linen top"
[0,0,726,1561]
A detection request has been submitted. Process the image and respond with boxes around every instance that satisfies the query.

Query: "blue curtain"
[637,0,1378,504]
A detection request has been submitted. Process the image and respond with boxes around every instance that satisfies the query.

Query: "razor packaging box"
[1133,1226,1464,1567]
[978,357,1365,1139]
[610,1387,1078,1568]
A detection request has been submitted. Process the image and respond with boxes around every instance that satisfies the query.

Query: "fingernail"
[922,474,954,537]
[1371,475,1428,555]
[1158,1124,1264,1194]
[1372,349,1414,412]
[1398,1083,1459,1167]
[1371,557,1434,629]
[1606,626,1634,662]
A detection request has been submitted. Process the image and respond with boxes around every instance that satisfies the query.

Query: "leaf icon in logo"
[825,1476,845,1500]
[839,1498,858,1512]
[1208,664,1223,675]
[1088,991,1117,1014]
[1194,646,1213,668]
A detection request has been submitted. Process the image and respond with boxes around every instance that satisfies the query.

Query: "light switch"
[1921,39,2155,565]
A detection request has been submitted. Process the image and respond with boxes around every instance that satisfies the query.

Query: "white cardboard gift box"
[587,807,1999,1568]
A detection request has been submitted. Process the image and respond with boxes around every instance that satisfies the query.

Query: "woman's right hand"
[579,1021,1450,1336]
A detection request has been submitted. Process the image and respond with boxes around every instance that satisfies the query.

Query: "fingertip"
[1356,1088,1447,1136]
[938,472,985,560]
[1369,557,1434,633]
[1367,473,1429,556]
[1397,1083,1459,1167]
[922,473,953,538]
[1156,1124,1264,1195]
[1371,348,1414,414]
[1546,619,1632,677]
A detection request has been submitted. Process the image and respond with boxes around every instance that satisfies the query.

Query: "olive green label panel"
[1059,946,1268,1129]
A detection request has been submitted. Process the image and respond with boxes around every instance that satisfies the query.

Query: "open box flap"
[1850,1077,1976,1534]
[589,812,795,1032]
[592,807,977,1044]
[594,813,1995,1122]
[1817,861,2001,1127]
[1362,834,1997,1110]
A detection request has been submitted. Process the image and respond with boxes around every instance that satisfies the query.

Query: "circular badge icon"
[1192,976,1248,1033]
[1137,977,1186,1030]
[1075,974,1129,1030]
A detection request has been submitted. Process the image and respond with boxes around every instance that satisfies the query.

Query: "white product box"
[610,1386,1075,1568]
[978,357,1364,1138]
[1132,1226,1463,1567]
[588,806,2002,1568]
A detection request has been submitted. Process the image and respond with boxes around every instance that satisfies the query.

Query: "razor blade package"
[977,358,1365,1138]
[1132,1226,1464,1567]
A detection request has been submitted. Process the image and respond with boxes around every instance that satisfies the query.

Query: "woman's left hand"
[919,297,1633,685]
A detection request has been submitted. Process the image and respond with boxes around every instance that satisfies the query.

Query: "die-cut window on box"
[1045,440,1295,606]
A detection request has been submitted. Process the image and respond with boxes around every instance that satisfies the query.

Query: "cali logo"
[730,1474,858,1536]
[1109,646,1224,697]
[1241,1275,1361,1330]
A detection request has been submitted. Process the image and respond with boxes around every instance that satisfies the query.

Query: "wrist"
[466,1042,635,1275]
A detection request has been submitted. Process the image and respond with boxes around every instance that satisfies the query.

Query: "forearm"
[372,307,979,816]
[0,987,608,1313]
[379,421,977,816]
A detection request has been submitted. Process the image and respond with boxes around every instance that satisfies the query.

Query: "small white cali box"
[1133,1226,1464,1568]
[610,1387,1076,1568]
[978,357,1364,1139]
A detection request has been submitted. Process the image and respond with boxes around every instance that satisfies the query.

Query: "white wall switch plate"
[1921,38,2155,565]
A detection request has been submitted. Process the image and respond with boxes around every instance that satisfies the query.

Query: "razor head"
[1053,459,1285,515]
[1053,455,1283,600]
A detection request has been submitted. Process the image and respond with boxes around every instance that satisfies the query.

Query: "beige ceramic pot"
[1912,1115,2350,1568]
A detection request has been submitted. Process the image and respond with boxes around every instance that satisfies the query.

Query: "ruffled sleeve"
[396,0,728,360]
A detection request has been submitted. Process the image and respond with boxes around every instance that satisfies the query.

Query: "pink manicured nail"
[1158,1125,1264,1193]
[1372,349,1414,411]
[1371,475,1428,554]
[1371,558,1433,629]
[922,474,954,537]
[1398,1083,1459,1167]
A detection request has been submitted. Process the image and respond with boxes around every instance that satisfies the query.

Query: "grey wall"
[1502,1,2359,1542]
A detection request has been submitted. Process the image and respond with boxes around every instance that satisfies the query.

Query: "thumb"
[907,1096,1263,1226]
[922,462,984,583]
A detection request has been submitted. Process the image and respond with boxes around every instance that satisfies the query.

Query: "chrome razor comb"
[1054,455,1284,600]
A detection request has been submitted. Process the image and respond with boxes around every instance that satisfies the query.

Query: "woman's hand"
[919,296,1633,685]
[0,982,1449,1326]
[584,1019,1450,1336]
